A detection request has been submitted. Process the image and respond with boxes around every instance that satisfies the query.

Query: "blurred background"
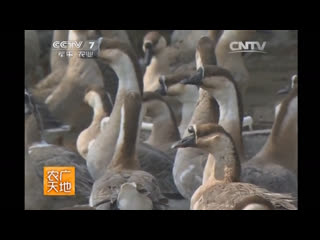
[25,30,297,131]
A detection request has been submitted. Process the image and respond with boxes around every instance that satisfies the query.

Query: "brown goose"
[25,89,93,210]
[89,92,168,210]
[181,69,297,195]
[172,123,296,210]
[43,30,104,151]
[76,85,112,160]
[168,36,221,199]
[155,34,221,135]
[241,75,298,193]
[142,91,180,159]
[86,38,181,198]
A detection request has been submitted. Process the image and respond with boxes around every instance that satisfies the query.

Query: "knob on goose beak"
[171,128,196,149]
[144,42,153,66]
[180,67,204,86]
[155,76,168,96]
[90,37,104,58]
[277,85,291,95]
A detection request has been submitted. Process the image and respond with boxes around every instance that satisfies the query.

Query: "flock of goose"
[25,30,297,210]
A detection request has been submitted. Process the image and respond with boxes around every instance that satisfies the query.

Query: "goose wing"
[193,182,296,210]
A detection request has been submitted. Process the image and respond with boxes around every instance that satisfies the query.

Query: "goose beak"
[277,85,291,95]
[144,43,153,66]
[154,87,166,96]
[92,37,103,58]
[180,68,204,86]
[155,78,168,96]
[171,134,196,149]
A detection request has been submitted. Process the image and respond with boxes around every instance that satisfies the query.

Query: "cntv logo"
[229,41,267,54]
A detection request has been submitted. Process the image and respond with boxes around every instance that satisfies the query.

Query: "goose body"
[172,123,296,210]
[142,91,180,158]
[76,86,111,160]
[86,39,181,197]
[43,30,104,151]
[25,90,93,210]
[241,76,298,193]
[171,36,221,199]
[89,91,167,210]
[182,68,297,195]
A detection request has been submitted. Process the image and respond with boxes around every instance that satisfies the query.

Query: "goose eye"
[188,126,194,133]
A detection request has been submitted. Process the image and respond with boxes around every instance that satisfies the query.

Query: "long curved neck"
[203,138,241,184]
[98,50,142,170]
[146,102,180,145]
[258,93,297,172]
[213,83,244,160]
[183,89,219,137]
[178,86,199,135]
[91,102,107,127]
[109,98,141,170]
[144,50,170,91]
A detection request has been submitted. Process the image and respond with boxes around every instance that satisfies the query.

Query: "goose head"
[180,65,236,99]
[83,85,112,114]
[277,74,298,95]
[196,36,217,68]
[117,182,153,210]
[142,31,167,66]
[98,37,143,95]
[172,123,235,153]
[155,72,194,98]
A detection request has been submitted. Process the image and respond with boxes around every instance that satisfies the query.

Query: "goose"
[172,123,297,210]
[182,64,245,161]
[42,30,105,151]
[142,31,172,91]
[181,68,297,195]
[142,31,197,129]
[169,36,221,199]
[275,74,297,118]
[89,91,168,210]
[141,91,180,159]
[94,30,134,106]
[155,34,222,135]
[76,85,112,160]
[117,182,153,210]
[241,75,298,191]
[86,38,181,198]
[25,89,93,210]
[156,71,199,135]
